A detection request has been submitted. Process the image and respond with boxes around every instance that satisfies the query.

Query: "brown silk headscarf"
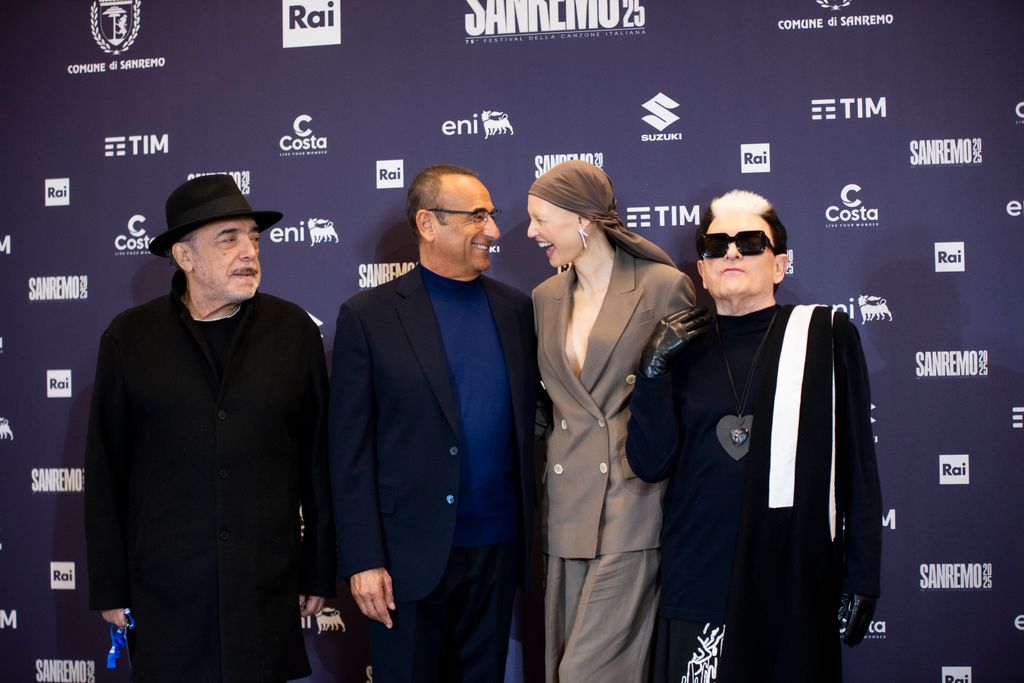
[528,160,676,267]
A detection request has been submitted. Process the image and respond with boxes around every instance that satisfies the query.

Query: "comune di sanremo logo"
[91,0,141,55]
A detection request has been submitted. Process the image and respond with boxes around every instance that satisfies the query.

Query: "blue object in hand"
[106,609,135,669]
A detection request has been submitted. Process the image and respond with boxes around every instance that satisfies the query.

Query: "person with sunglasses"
[526,160,696,683]
[625,190,882,682]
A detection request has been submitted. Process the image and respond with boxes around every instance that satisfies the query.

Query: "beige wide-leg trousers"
[545,549,660,683]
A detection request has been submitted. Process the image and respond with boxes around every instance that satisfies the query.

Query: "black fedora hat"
[149,175,283,256]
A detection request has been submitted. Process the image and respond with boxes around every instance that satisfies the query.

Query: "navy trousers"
[368,540,518,683]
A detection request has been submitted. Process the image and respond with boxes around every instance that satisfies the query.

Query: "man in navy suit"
[328,164,537,682]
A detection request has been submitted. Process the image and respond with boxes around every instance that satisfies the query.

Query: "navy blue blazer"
[328,266,538,602]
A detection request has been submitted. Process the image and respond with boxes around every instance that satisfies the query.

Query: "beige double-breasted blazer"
[533,247,695,559]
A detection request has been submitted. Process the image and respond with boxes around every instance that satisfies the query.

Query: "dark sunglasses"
[698,230,776,259]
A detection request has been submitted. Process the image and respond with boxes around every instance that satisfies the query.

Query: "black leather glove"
[639,307,712,378]
[838,593,876,646]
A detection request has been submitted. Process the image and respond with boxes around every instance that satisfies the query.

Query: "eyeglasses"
[698,230,776,259]
[429,207,500,227]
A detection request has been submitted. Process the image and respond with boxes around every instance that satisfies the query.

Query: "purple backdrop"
[1,1,1022,681]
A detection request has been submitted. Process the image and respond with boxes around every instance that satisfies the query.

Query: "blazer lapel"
[395,267,461,438]
[543,268,605,421]
[481,277,526,446]
[579,248,642,391]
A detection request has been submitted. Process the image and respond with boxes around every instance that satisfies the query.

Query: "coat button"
[449,446,459,456]
[218,468,228,479]
[446,495,455,504]
[219,530,230,541]
[540,380,547,391]
[560,419,568,430]
[597,419,606,428]
[626,374,636,385]
[553,464,564,475]
[217,410,227,420]
[599,463,608,474]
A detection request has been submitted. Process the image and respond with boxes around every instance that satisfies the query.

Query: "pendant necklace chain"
[714,309,778,454]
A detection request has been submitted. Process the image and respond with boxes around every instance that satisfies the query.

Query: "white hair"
[709,189,774,219]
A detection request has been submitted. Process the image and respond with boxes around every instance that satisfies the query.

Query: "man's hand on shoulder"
[350,567,396,628]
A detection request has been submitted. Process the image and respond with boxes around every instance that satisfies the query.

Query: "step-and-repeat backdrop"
[1,1,1022,681]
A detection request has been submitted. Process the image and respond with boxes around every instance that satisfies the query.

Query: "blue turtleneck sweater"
[420,265,518,548]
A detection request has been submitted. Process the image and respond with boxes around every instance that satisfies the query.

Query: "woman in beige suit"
[526,161,695,682]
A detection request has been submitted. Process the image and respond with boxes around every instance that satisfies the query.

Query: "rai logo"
[91,0,141,55]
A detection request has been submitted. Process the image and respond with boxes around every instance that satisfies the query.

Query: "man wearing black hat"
[84,175,336,682]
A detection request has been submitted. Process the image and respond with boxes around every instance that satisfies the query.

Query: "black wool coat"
[85,273,336,682]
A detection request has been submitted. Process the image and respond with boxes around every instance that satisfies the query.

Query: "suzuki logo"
[641,93,680,131]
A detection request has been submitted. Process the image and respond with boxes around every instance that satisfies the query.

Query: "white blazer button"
[626,374,636,385]
[553,464,564,475]
[597,419,606,428]
[561,419,568,430]
[540,380,547,391]
[599,463,608,474]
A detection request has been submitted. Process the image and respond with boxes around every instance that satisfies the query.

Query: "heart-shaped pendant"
[716,414,753,460]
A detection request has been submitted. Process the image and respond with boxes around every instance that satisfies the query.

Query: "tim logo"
[939,454,969,485]
[441,110,515,139]
[91,0,141,55]
[811,97,886,120]
[942,667,971,683]
[624,204,700,229]
[0,417,12,440]
[934,242,965,272]
[104,134,169,157]
[47,370,72,398]
[45,178,70,206]
[376,160,403,189]
[51,561,76,590]
[282,0,340,48]
[269,218,338,246]
[740,143,770,173]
